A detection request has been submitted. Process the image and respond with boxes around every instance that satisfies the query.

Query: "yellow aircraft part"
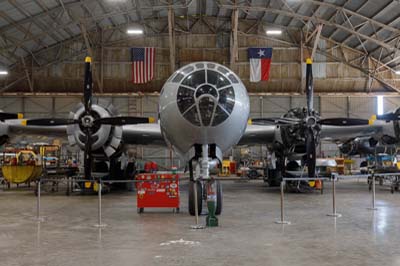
[2,165,42,184]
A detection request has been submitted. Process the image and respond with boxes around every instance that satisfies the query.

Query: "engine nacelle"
[159,62,250,161]
[339,137,379,156]
[66,98,123,157]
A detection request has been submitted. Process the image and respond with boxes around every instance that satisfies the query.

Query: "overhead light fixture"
[127,29,143,35]
[266,30,282,35]
[0,70,8,75]
[395,70,400,75]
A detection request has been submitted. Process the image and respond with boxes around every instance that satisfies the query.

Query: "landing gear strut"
[187,145,223,227]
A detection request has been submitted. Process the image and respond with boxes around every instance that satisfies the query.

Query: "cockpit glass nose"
[207,70,230,88]
[195,84,218,98]
[198,97,215,126]
[182,70,205,88]
[176,67,236,127]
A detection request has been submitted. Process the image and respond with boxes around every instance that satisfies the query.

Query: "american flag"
[131,47,155,84]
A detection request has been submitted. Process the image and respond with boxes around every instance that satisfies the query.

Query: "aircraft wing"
[122,123,167,146]
[6,119,67,137]
[238,124,277,145]
[320,120,393,142]
[238,120,395,146]
[4,119,167,147]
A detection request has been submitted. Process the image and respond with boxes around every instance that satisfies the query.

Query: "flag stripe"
[261,59,271,81]
[131,47,155,84]
[249,59,261,82]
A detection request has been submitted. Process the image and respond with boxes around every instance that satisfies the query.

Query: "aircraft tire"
[215,180,223,215]
[188,181,202,216]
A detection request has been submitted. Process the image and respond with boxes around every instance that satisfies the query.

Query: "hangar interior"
[0,0,400,266]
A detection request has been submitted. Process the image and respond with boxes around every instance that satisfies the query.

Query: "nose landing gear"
[188,145,223,227]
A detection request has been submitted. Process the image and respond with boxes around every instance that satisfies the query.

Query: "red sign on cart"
[136,173,180,213]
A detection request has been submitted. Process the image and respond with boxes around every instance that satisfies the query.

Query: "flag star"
[258,49,265,57]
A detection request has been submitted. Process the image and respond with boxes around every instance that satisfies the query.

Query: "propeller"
[23,56,154,180]
[0,112,24,120]
[302,59,369,177]
[254,58,369,178]
[252,117,301,126]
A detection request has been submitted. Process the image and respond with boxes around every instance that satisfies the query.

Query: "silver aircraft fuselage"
[159,62,250,160]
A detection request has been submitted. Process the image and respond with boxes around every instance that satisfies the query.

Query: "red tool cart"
[136,173,180,213]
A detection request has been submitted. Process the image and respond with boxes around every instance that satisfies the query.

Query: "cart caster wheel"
[137,208,144,213]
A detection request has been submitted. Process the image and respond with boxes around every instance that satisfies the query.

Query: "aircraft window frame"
[217,66,229,75]
[207,63,216,69]
[176,63,236,127]
[172,73,184,83]
[228,73,239,84]
[171,66,194,83]
[195,63,205,69]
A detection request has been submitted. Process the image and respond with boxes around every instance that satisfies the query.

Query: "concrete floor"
[0,180,399,266]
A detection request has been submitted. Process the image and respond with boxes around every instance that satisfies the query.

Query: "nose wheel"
[188,179,223,217]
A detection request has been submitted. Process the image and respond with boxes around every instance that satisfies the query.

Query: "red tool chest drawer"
[136,173,180,213]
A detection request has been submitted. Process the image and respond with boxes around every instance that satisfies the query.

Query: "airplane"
[0,56,398,226]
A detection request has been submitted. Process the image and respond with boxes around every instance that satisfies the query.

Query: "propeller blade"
[252,117,301,125]
[0,112,23,120]
[24,118,78,126]
[305,127,316,178]
[320,118,369,126]
[83,56,93,113]
[94,116,155,126]
[84,128,93,180]
[305,58,314,116]
[376,112,400,121]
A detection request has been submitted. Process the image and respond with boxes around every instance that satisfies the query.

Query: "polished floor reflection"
[0,180,399,266]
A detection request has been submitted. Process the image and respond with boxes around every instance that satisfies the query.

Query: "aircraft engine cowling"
[339,137,379,156]
[66,99,123,157]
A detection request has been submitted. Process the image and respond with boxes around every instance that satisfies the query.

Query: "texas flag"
[248,48,273,82]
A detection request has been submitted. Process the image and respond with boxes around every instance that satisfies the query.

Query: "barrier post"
[190,180,205,229]
[94,180,107,227]
[37,179,41,221]
[368,173,378,210]
[275,180,290,224]
[327,173,342,217]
